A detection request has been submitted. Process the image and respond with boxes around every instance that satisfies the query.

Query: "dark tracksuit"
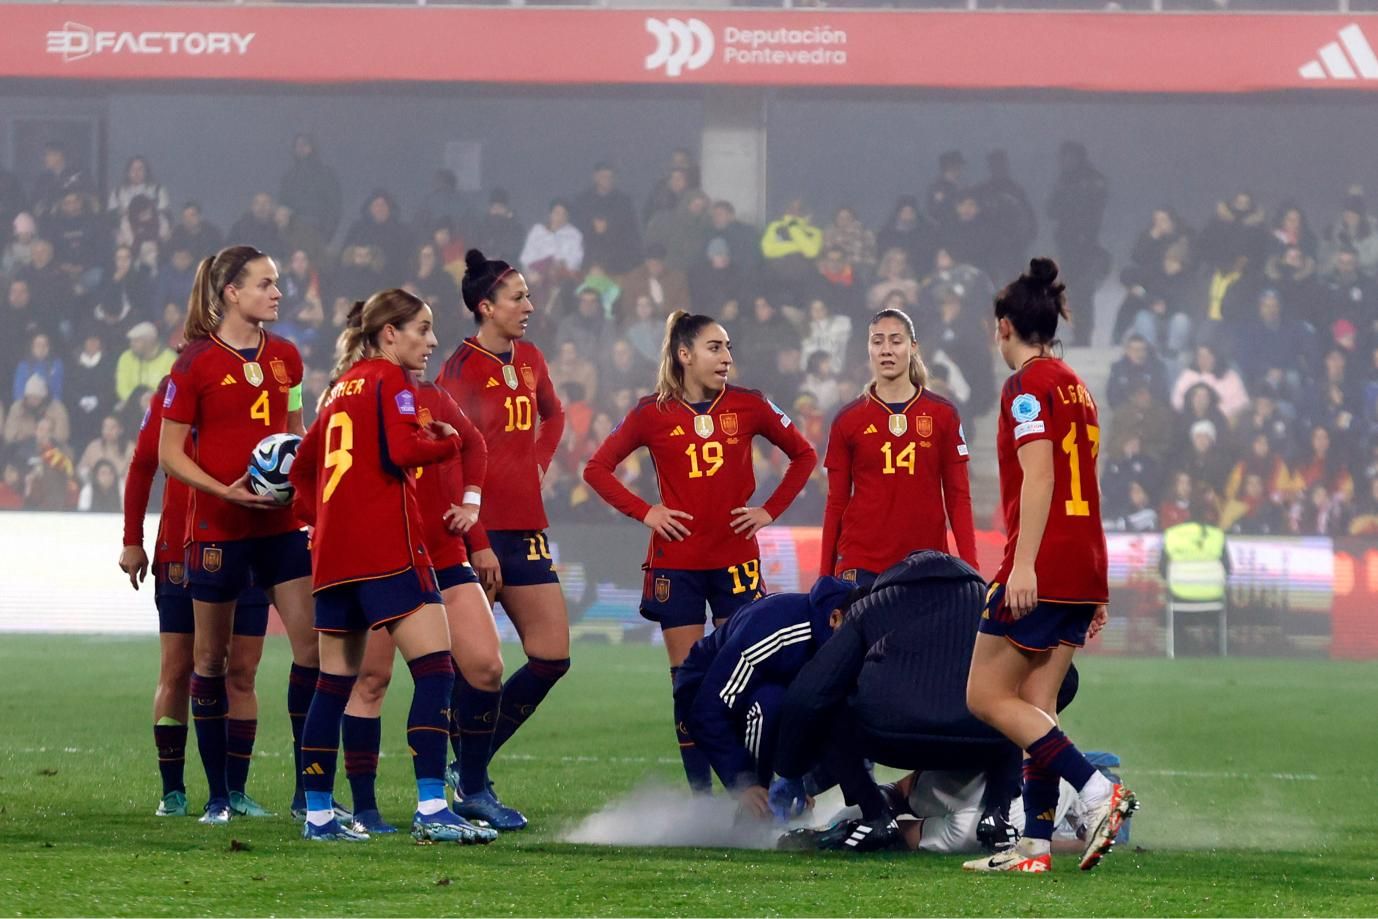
[673,577,855,791]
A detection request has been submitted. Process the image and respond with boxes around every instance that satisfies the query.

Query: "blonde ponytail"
[654,310,691,405]
[328,288,429,388]
[330,300,369,385]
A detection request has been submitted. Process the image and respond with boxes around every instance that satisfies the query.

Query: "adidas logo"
[485,377,500,388]
[864,424,878,435]
[669,425,685,437]
[1300,24,1378,80]
[220,374,236,386]
[302,762,324,776]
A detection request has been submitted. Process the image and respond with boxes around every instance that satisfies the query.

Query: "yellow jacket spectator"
[114,322,175,404]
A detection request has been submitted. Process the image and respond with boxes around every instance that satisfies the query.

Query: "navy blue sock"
[225,718,257,795]
[342,714,381,814]
[1026,726,1097,791]
[453,669,499,795]
[671,667,713,793]
[300,672,356,811]
[489,656,570,757]
[189,673,228,802]
[154,722,188,796]
[406,652,455,791]
[288,664,318,799]
[1021,757,1059,842]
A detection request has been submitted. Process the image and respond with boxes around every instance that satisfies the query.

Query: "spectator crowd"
[1,133,1375,540]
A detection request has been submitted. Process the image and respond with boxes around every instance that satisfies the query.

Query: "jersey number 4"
[1061,423,1100,517]
[250,391,271,427]
[322,412,354,503]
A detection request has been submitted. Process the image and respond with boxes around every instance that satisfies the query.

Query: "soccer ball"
[246,432,301,505]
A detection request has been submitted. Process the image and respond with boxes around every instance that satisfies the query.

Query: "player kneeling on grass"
[672,577,868,820]
[288,289,495,844]
[774,550,1062,853]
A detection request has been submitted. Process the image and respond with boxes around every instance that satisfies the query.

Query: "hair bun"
[1027,257,1059,287]
[464,249,488,272]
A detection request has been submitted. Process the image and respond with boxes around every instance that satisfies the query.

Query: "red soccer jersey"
[413,380,489,570]
[437,337,564,532]
[583,385,817,571]
[163,330,303,543]
[820,386,977,576]
[994,356,1108,604]
[291,358,460,592]
[123,375,190,566]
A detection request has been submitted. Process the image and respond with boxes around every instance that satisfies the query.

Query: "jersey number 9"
[322,412,354,503]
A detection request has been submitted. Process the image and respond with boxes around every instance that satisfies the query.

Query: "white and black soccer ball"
[246,432,301,505]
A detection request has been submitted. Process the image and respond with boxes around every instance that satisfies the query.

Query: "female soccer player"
[338,376,521,832]
[964,259,1137,874]
[121,374,272,819]
[819,308,977,587]
[156,245,321,826]
[437,249,570,821]
[289,289,494,844]
[583,310,817,791]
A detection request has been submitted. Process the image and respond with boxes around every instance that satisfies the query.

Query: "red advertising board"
[1,6,1377,92]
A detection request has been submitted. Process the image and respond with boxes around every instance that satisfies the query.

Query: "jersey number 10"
[1061,422,1100,517]
[504,396,533,432]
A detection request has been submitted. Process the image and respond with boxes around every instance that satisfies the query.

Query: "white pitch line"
[1137,768,1319,782]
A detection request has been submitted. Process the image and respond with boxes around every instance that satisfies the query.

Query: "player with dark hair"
[157,245,318,825]
[583,310,817,792]
[964,258,1137,873]
[121,374,272,818]
[289,288,494,844]
[820,307,977,588]
[337,376,518,832]
[438,249,569,824]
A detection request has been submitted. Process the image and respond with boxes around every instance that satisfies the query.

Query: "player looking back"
[963,258,1137,874]
[583,311,817,791]
[820,307,977,586]
[289,289,493,844]
[438,249,569,823]
[157,245,319,826]
[121,374,273,819]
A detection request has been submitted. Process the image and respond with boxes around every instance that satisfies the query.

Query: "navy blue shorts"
[641,559,766,630]
[978,582,1096,652]
[155,562,271,637]
[487,530,560,588]
[436,563,480,592]
[189,530,312,603]
[314,567,442,633]
[837,568,879,589]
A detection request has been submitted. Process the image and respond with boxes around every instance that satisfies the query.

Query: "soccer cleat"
[977,802,1019,853]
[963,846,1053,873]
[443,761,462,794]
[229,791,276,818]
[777,817,860,852]
[828,814,905,853]
[155,790,188,817]
[453,787,527,831]
[302,818,369,842]
[290,798,353,823]
[411,808,499,845]
[350,808,398,835]
[1078,783,1139,872]
[198,799,232,826]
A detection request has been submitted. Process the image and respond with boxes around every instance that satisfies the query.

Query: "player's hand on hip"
[643,504,693,541]
[470,547,502,594]
[1005,565,1038,619]
[730,506,772,538]
[429,420,458,440]
[119,545,149,590]
[1087,604,1109,640]
[444,503,479,534]
[221,472,279,509]
[736,784,772,821]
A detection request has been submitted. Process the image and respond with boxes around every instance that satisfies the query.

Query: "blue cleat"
[198,798,232,826]
[290,798,353,824]
[350,808,398,835]
[411,808,498,845]
[454,784,527,831]
[156,790,188,817]
[302,818,369,841]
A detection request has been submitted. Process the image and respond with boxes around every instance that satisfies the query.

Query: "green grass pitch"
[1,636,1376,917]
